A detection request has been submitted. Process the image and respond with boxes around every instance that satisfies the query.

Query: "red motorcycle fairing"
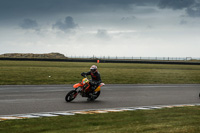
[73,83,83,88]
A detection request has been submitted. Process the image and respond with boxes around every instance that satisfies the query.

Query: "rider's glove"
[81,72,86,77]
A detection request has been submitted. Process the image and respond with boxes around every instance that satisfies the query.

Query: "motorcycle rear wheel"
[88,91,101,101]
[65,90,78,102]
[93,91,101,99]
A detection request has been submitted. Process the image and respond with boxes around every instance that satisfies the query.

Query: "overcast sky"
[0,0,200,57]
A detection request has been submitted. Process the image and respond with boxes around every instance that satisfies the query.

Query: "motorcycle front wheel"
[65,90,78,102]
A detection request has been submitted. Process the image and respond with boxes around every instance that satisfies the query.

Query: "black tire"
[65,90,78,102]
[87,91,101,101]
[94,91,101,99]
[199,93,200,98]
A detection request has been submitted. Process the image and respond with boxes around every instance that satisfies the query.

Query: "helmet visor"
[90,69,96,73]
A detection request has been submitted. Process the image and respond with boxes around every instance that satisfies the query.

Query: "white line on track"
[1,103,200,121]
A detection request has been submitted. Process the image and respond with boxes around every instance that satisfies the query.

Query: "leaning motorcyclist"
[81,65,102,97]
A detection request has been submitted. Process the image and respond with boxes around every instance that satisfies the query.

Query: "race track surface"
[0,84,200,115]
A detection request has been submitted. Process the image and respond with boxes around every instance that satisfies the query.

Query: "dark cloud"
[186,3,200,17]
[157,0,200,17]
[158,0,195,10]
[85,0,159,6]
[19,18,38,29]
[0,0,159,20]
[52,16,78,32]
[2,0,200,18]
[1,0,200,26]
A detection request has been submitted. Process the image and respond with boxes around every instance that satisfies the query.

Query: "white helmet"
[90,65,97,73]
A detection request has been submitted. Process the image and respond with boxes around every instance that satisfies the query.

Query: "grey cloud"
[121,16,137,21]
[96,29,110,40]
[86,0,159,6]
[158,0,195,10]
[180,20,187,25]
[0,0,159,20]
[52,16,78,32]
[2,0,200,26]
[186,3,200,17]
[19,18,38,29]
[158,0,200,17]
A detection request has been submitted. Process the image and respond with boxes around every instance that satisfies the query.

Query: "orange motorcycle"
[65,77,105,102]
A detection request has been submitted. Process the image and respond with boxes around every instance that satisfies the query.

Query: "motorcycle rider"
[81,65,102,97]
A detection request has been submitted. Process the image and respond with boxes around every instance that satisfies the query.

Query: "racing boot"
[87,86,96,101]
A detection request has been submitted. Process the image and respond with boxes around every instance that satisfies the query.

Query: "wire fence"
[1,53,200,61]
[69,56,200,61]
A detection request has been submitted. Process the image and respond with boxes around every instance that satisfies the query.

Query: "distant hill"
[0,53,67,58]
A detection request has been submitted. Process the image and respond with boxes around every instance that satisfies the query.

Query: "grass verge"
[0,106,200,133]
[1,60,200,85]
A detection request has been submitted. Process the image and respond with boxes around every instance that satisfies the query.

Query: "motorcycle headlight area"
[82,78,89,84]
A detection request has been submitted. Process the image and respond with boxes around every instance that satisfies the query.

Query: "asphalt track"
[0,84,200,116]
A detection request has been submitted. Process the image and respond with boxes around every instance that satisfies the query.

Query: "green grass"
[1,60,200,85]
[1,106,200,133]
[1,61,200,132]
